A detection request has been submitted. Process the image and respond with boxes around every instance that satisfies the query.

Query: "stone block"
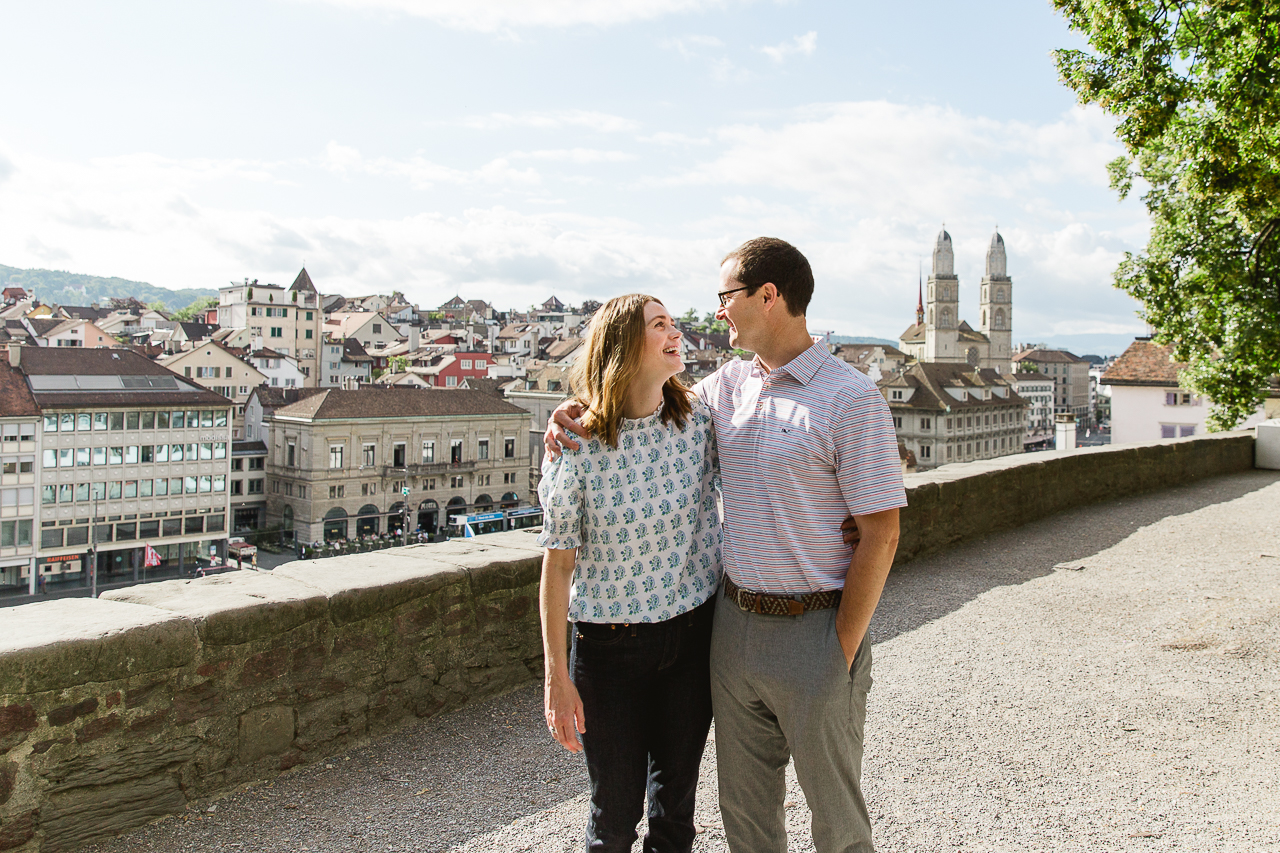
[102,572,328,647]
[47,698,98,728]
[295,693,368,752]
[0,599,196,695]
[276,555,468,627]
[0,705,36,755]
[74,714,122,744]
[0,807,35,850]
[42,736,200,792]
[40,771,186,853]
[237,706,294,763]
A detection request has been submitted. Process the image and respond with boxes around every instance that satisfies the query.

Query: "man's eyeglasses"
[717,285,753,307]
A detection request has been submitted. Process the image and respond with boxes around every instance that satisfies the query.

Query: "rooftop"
[272,386,528,420]
[1102,338,1183,387]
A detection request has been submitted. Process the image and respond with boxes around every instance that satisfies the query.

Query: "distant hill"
[0,264,216,313]
[828,335,899,348]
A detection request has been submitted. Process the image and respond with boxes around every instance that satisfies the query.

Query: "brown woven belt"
[723,576,842,616]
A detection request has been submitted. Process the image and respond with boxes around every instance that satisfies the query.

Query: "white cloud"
[320,141,541,187]
[510,148,636,163]
[663,34,726,59]
[293,0,746,32]
[450,110,641,133]
[761,31,816,63]
[0,99,1149,342]
[639,131,712,146]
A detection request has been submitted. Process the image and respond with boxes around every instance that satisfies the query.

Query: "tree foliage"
[1053,0,1280,428]
[0,263,216,315]
[170,295,219,322]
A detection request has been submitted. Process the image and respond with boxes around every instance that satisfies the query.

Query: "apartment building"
[0,361,39,592]
[16,346,233,587]
[157,341,266,438]
[1013,371,1055,446]
[1012,348,1092,428]
[230,440,268,534]
[879,361,1026,470]
[263,387,531,544]
[216,269,323,385]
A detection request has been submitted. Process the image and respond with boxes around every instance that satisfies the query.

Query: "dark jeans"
[571,597,715,853]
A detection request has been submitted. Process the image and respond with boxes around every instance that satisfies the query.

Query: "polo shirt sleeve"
[536,448,585,550]
[833,384,908,516]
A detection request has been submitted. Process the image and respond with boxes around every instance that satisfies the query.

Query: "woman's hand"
[544,670,586,753]
[544,400,590,459]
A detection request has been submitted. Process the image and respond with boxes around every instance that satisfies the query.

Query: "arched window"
[474,494,493,511]
[940,308,952,328]
[994,308,1006,330]
[356,504,380,537]
[386,502,405,535]
[996,287,1006,303]
[499,492,519,508]
[446,496,467,533]
[323,507,348,542]
[418,499,439,534]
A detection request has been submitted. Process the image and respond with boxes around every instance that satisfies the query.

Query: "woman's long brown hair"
[569,293,692,449]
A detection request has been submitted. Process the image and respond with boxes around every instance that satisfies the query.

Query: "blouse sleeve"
[536,448,585,550]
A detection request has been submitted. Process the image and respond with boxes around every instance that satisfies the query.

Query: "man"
[548,238,906,852]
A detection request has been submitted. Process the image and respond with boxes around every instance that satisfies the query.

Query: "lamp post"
[89,496,98,599]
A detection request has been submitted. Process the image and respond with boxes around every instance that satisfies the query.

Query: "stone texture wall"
[0,534,544,852]
[0,431,1255,851]
[895,431,1256,563]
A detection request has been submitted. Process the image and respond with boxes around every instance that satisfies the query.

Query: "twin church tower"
[899,227,1013,373]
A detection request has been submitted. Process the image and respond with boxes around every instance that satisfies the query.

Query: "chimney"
[410,327,420,351]
[7,343,19,369]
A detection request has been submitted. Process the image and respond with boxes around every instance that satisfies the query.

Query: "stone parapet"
[0,431,1255,851]
[896,431,1255,563]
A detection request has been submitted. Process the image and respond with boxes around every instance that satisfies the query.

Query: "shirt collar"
[751,341,827,386]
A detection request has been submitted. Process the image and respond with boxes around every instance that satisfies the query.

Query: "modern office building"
[15,346,233,586]
[0,359,39,593]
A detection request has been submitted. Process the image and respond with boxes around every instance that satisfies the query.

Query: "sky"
[0,0,1150,347]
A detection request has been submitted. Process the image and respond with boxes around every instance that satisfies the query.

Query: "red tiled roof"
[0,362,39,417]
[1101,339,1183,386]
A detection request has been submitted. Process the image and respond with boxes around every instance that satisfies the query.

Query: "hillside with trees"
[0,263,216,314]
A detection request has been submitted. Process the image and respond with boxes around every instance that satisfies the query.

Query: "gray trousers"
[710,586,874,853]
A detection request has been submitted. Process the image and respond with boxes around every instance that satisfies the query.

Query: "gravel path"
[83,470,1280,852]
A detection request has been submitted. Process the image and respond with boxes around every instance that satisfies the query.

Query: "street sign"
[401,487,410,496]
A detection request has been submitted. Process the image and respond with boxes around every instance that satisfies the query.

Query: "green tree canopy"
[1054,0,1280,429]
[170,295,219,322]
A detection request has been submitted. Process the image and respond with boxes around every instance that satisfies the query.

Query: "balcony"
[381,460,476,476]
[3,431,1277,852]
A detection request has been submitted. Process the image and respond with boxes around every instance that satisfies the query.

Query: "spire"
[932,225,955,276]
[985,228,1008,278]
[915,262,924,326]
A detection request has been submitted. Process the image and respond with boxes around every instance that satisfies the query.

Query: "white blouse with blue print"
[537,398,722,623]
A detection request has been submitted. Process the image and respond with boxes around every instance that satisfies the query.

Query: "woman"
[537,293,721,853]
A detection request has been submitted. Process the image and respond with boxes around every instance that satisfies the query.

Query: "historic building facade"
[263,387,532,544]
[879,361,1026,471]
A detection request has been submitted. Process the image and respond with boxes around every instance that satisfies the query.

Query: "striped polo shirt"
[695,342,906,595]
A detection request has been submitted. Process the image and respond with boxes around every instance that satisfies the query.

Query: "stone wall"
[0,431,1255,851]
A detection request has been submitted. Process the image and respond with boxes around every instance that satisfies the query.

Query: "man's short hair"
[722,237,813,317]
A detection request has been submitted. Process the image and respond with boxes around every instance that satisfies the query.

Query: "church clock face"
[966,347,979,366]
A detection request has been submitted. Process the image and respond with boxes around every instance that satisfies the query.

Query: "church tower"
[925,227,960,362]
[979,229,1012,371]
